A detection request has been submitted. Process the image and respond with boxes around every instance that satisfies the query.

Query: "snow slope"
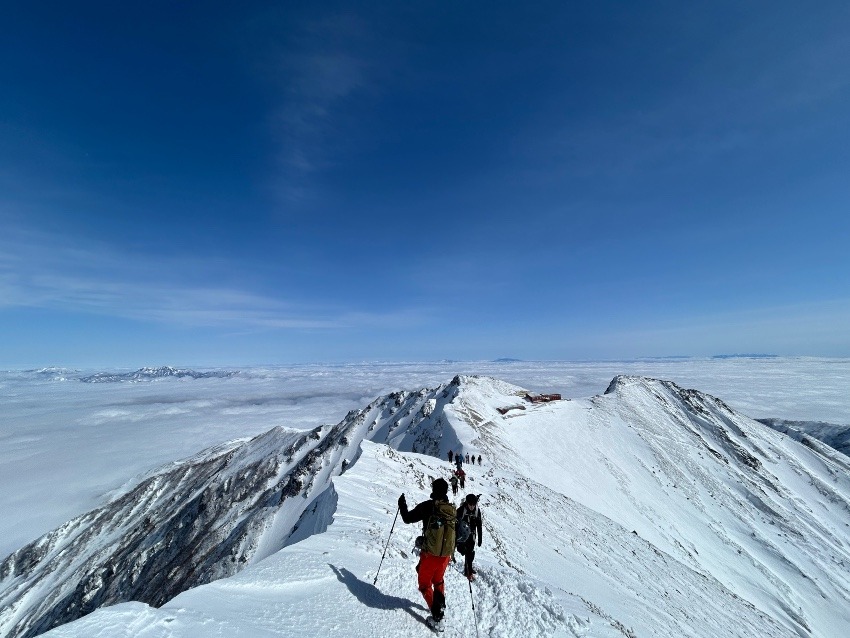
[490,376,850,636]
[3,375,849,638]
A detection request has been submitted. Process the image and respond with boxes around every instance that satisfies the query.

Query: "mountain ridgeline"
[2,375,850,637]
[78,366,238,383]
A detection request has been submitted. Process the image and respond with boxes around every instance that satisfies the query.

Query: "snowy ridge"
[3,375,850,637]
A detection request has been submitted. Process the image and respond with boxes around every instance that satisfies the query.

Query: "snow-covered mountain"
[0,378,466,637]
[79,366,238,383]
[2,375,849,638]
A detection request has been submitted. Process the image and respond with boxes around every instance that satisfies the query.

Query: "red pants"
[416,552,450,610]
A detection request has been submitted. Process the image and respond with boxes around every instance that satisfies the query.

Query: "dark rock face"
[757,418,850,460]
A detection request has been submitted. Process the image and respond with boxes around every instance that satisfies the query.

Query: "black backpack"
[455,518,472,547]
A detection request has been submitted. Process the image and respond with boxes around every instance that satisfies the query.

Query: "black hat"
[465,493,479,505]
[431,478,449,498]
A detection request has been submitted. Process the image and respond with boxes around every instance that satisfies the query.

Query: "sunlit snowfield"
[2,357,848,558]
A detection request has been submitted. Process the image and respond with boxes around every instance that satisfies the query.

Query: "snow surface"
[2,372,847,638]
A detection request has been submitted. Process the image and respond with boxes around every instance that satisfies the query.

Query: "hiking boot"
[426,616,445,633]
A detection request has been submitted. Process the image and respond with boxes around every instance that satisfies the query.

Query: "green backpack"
[421,499,457,557]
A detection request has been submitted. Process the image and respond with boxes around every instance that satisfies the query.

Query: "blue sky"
[2,1,849,367]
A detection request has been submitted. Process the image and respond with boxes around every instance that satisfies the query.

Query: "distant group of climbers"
[447,449,482,466]
[396,455,485,632]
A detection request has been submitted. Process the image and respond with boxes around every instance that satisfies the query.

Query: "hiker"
[465,453,470,464]
[455,452,463,469]
[470,455,476,466]
[448,450,453,463]
[398,478,456,632]
[457,468,466,489]
[456,493,483,581]
[477,454,482,465]
[449,474,458,496]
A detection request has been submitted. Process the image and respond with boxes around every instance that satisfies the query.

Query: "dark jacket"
[400,498,445,536]
[456,504,483,546]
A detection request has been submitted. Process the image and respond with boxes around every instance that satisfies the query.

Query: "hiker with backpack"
[449,474,458,496]
[456,493,483,581]
[448,450,453,463]
[398,478,456,632]
[456,467,465,489]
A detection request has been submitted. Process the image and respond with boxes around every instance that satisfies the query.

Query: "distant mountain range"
[79,366,238,383]
[711,353,778,359]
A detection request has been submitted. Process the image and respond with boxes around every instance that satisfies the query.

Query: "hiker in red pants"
[398,478,456,632]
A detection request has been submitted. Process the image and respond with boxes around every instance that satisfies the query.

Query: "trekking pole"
[373,506,400,585]
[468,579,480,638]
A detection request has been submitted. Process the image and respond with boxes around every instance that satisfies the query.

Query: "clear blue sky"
[2,1,849,367]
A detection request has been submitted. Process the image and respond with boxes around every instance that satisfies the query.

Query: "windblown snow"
[2,375,849,638]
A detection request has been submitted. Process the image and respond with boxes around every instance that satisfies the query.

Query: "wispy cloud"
[578,299,850,357]
[263,13,374,202]
[0,222,423,331]
[517,14,850,185]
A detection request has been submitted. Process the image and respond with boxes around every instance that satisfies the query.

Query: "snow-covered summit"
[2,374,849,638]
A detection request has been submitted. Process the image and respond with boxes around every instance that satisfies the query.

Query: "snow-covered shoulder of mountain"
[78,366,238,383]
[5,374,850,638]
